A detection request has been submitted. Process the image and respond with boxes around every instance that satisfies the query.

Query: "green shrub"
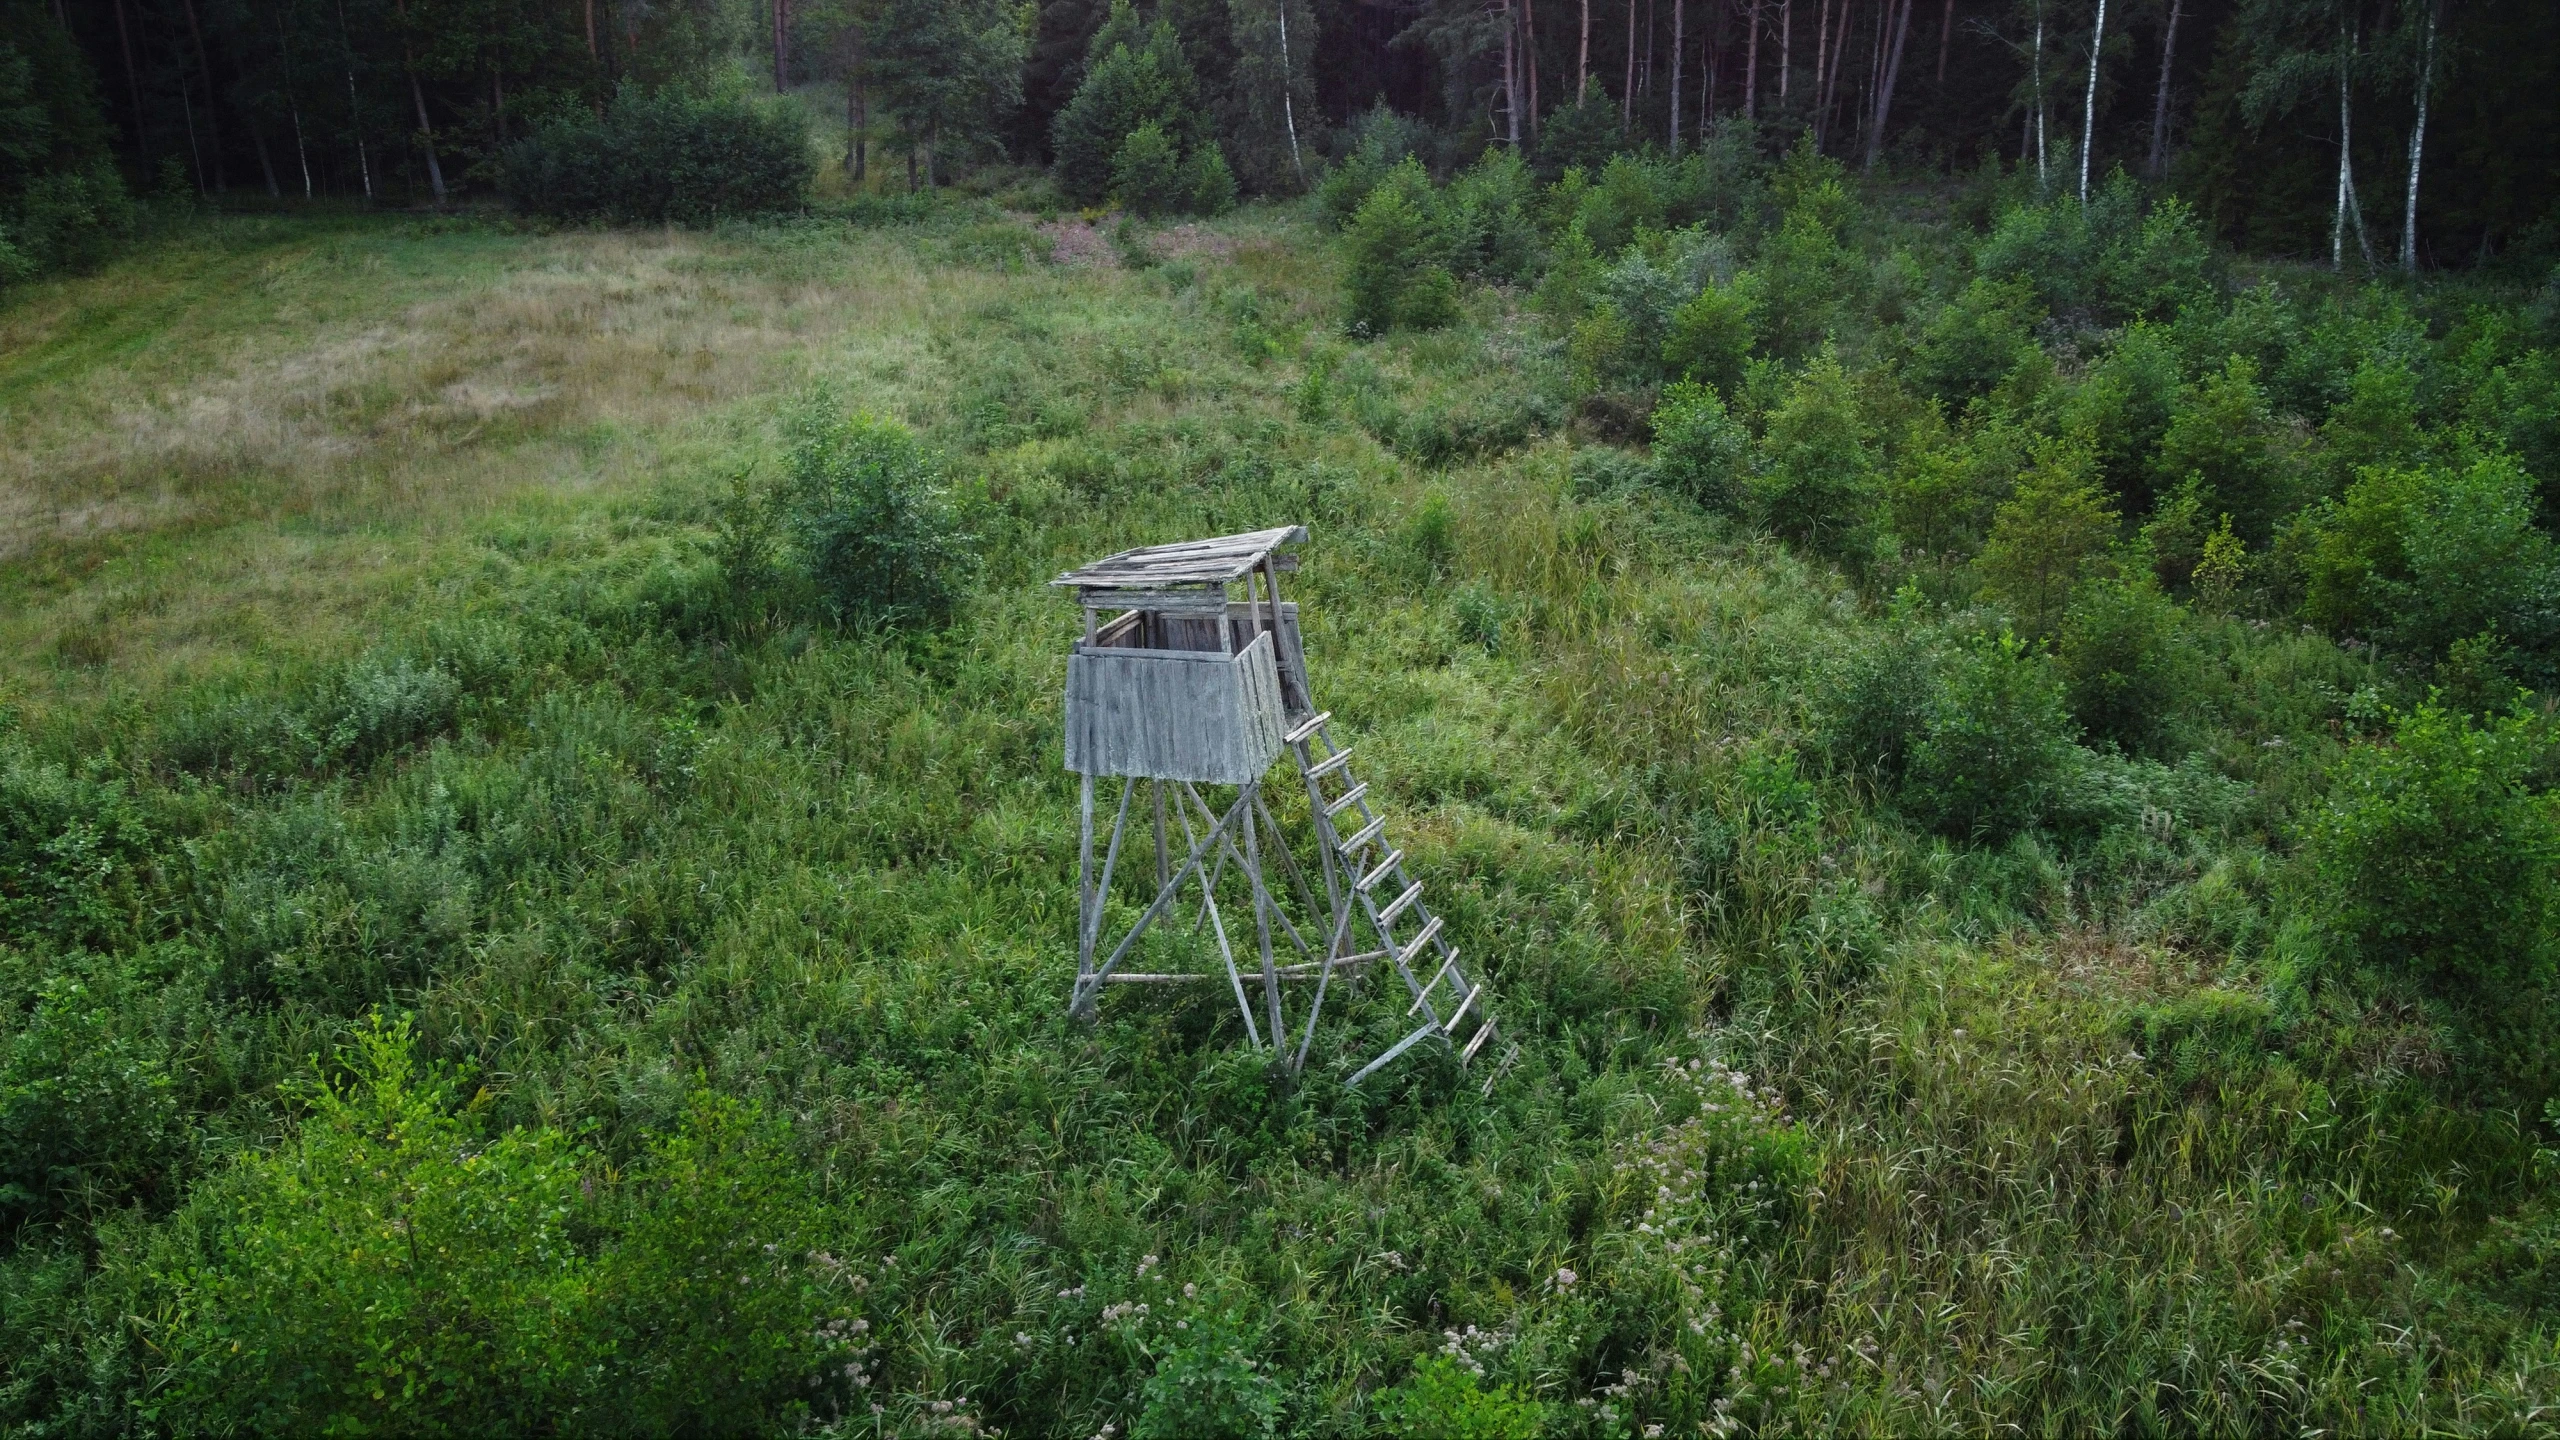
[781,398,974,627]
[1051,9,1205,205]
[1,956,189,1222]
[1978,197,2096,316]
[1910,276,2041,404]
[2064,322,2183,513]
[1976,434,2120,637]
[1662,272,1762,396]
[1129,1298,1282,1440]
[1371,1354,1543,1439]
[1903,629,2083,841]
[2154,355,2293,545]
[1111,121,1186,217]
[2298,453,2560,675]
[0,746,154,953]
[160,1017,864,1434]
[1343,169,1455,334]
[2057,576,2200,757]
[1648,379,1750,512]
[501,90,809,224]
[2096,193,2217,322]
[1750,351,1876,557]
[2303,701,2560,1010]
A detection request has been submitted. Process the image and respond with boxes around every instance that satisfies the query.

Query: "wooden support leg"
[1241,782,1287,1050]
[1076,772,1095,1001]
[1177,790,1263,1048]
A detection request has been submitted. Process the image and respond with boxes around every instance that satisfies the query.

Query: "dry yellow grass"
[0,218,1032,696]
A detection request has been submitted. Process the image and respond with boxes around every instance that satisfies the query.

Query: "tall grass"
[3,204,2557,1435]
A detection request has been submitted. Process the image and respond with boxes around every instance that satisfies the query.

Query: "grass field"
[5,199,2559,1436]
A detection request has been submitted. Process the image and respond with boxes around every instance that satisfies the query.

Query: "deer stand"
[1055,527,1512,1089]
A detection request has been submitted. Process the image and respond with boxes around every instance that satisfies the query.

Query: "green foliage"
[781,397,974,627]
[1110,121,1186,217]
[865,0,1028,178]
[502,91,809,224]
[2298,454,2560,675]
[2154,355,2292,545]
[2303,702,2560,1011]
[0,5,130,285]
[1977,435,2121,637]
[1648,379,1750,512]
[1343,167,1457,334]
[1903,629,2084,841]
[1662,272,1762,396]
[1,953,188,1222]
[0,745,154,951]
[1052,11,1206,206]
[1371,1354,1543,1439]
[1129,1298,1282,1440]
[1911,276,2041,403]
[1751,351,1877,557]
[2057,577,2201,757]
[159,1016,863,1434]
[2066,323,2184,513]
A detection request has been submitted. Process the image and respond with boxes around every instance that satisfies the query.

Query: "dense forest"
[6,0,2560,1433]
[4,0,2557,273]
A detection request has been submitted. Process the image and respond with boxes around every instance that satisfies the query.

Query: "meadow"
[5,176,2560,1438]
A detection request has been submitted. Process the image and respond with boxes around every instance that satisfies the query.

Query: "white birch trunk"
[2034,5,2048,191]
[2078,0,2105,203]
[2400,0,2436,271]
[1278,0,1305,182]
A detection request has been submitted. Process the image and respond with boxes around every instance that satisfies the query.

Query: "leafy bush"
[1662,272,1762,396]
[1902,630,2083,841]
[1053,9,1210,207]
[2297,453,2560,675]
[1129,1298,1282,1440]
[160,1017,865,1434]
[1648,379,1750,511]
[0,745,154,952]
[2153,355,2293,545]
[1343,169,1457,334]
[1372,1354,1543,1438]
[2064,322,2183,512]
[781,397,974,626]
[2303,702,2560,1011]
[1910,276,2040,403]
[1,956,189,1222]
[1750,351,1876,557]
[1976,435,2120,637]
[1111,121,1186,216]
[2057,576,2201,756]
[501,90,809,224]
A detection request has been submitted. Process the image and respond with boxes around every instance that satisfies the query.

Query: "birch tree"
[2240,0,2375,269]
[2397,0,2439,270]
[2078,0,2107,202]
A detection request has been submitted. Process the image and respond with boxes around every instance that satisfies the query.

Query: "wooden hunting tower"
[1055,526,1514,1089]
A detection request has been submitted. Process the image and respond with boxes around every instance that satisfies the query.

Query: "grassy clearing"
[4,200,2558,1436]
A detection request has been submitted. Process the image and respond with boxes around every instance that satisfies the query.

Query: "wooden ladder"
[1284,710,1504,1088]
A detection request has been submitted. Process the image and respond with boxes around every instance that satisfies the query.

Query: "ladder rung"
[1345,1020,1439,1088]
[1284,711,1332,745]
[1460,1017,1498,1063]
[1356,849,1403,892]
[1323,782,1369,819]
[1393,915,1443,969]
[1441,983,1480,1034]
[1376,881,1423,926]
[1407,949,1461,1014]
[1340,816,1386,852]
[1307,746,1354,779]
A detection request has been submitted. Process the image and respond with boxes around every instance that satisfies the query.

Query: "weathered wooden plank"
[1051,526,1307,589]
[1065,632,1285,783]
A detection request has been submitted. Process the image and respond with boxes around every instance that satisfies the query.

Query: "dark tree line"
[2,0,2552,270]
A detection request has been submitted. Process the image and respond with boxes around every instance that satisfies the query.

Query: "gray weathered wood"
[1051,526,1307,591]
[1066,631,1285,784]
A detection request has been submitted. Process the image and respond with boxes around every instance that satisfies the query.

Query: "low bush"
[2302,701,2560,1009]
[501,89,809,224]
[780,396,975,627]
[1648,379,1749,512]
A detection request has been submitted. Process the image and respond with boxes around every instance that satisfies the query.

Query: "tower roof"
[1051,526,1306,596]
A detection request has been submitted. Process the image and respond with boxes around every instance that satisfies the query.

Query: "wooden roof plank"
[1051,525,1308,591]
